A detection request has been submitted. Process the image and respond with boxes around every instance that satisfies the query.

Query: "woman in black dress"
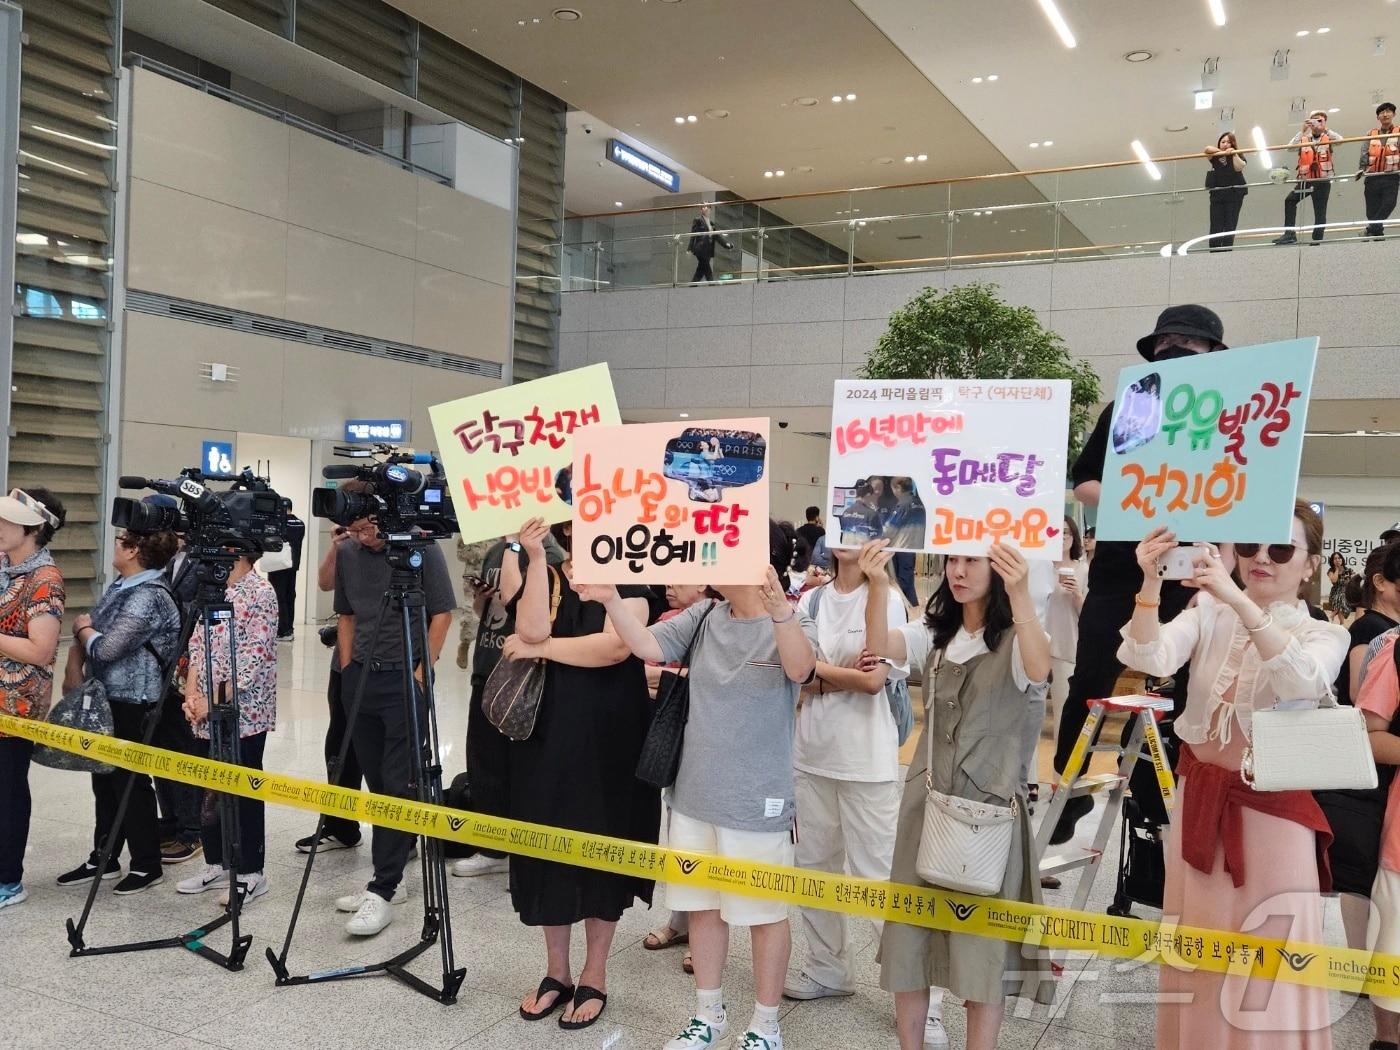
[499,517,659,1031]
[1204,132,1248,250]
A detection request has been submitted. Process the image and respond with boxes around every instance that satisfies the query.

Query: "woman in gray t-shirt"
[587,567,817,1050]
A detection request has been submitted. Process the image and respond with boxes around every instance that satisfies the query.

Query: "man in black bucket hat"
[1048,306,1227,848]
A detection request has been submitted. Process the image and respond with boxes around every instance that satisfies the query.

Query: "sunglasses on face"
[1234,543,1305,564]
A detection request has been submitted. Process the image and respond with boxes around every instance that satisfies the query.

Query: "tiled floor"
[0,626,1373,1049]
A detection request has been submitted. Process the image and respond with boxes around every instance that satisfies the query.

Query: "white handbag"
[259,543,294,574]
[1243,695,1378,793]
[914,653,1018,896]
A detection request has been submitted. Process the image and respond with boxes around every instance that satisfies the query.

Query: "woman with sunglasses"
[58,530,182,896]
[1119,500,1347,1049]
[0,488,67,911]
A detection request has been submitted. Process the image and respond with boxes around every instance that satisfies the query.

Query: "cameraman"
[334,512,456,936]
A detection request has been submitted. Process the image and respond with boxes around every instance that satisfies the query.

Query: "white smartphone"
[1156,547,1198,580]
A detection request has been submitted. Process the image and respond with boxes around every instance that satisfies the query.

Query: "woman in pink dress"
[1117,500,1347,1049]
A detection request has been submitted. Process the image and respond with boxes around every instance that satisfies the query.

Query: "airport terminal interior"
[3,0,1400,1048]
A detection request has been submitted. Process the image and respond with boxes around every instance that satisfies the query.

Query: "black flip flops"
[519,976,574,1021]
[558,985,608,1031]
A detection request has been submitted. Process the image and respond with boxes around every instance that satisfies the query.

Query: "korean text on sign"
[570,418,771,585]
[429,364,621,544]
[826,379,1071,559]
[1096,338,1318,542]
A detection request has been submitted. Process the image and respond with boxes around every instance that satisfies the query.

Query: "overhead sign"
[826,379,1071,559]
[344,419,409,444]
[571,419,770,584]
[606,138,680,193]
[429,364,621,545]
[201,440,234,477]
[1096,337,1319,542]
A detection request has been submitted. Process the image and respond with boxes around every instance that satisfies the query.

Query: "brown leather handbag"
[482,567,561,741]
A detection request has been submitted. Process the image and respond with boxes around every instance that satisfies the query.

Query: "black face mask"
[1153,345,1201,362]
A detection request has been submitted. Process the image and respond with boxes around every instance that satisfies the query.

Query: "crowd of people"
[6,300,1400,1048]
[1205,103,1400,249]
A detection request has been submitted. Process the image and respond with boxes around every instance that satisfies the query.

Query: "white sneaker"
[176,864,228,895]
[219,871,269,908]
[738,1030,782,1050]
[345,893,394,936]
[335,885,409,912]
[923,1013,950,1050]
[663,1014,728,1050]
[782,970,854,1000]
[450,854,508,878]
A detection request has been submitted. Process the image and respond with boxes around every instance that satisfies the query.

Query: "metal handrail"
[573,133,1389,220]
[123,53,454,187]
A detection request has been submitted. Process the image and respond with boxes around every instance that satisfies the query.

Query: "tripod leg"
[268,589,392,978]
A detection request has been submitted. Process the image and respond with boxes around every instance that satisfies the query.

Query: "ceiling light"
[793,97,819,107]
[846,93,857,100]
[1251,125,1274,168]
[674,116,685,124]
[1206,0,1226,26]
[1317,26,1330,33]
[686,114,697,122]
[1034,0,1077,48]
[614,201,623,207]
[1328,107,1340,113]
[1042,140,1053,146]
[916,153,928,161]
[1125,50,1154,62]
[1296,29,1309,36]
[1029,142,1039,148]
[775,169,785,177]
[904,155,915,163]
[705,108,729,119]
[516,19,526,25]
[1131,139,1163,180]
[679,413,690,419]
[764,170,774,178]
[986,75,998,82]
[1194,89,1214,110]
[972,76,983,83]
[832,95,843,103]
[552,8,582,20]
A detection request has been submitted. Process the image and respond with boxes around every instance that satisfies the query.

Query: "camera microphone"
[322,465,365,480]
[118,475,152,489]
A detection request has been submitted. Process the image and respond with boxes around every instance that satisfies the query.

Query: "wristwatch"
[506,541,522,554]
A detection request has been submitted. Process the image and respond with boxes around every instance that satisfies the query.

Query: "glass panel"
[847,184,948,273]
[947,173,1059,266]
[755,219,851,281]
[1054,163,1173,261]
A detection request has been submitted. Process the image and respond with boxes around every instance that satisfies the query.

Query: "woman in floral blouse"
[177,551,280,906]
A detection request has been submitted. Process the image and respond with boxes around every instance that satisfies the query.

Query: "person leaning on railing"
[1117,501,1346,1048]
[1358,101,1400,240]
[0,488,67,912]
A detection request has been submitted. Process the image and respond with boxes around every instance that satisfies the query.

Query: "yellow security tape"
[5,711,1396,998]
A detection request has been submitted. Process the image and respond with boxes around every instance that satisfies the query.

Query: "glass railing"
[536,138,1395,292]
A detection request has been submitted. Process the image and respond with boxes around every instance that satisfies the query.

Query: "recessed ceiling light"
[1029,142,1039,148]
[614,201,623,207]
[793,97,819,107]
[1328,107,1340,113]
[775,169,785,176]
[972,77,984,83]
[986,75,998,82]
[674,116,685,124]
[552,7,581,20]
[1035,0,1077,48]
[764,170,774,177]
[1317,26,1330,33]
[686,114,697,122]
[1124,50,1154,62]
[845,92,857,100]
[1042,139,1053,146]
[516,19,526,25]
[1207,0,1226,26]
[916,153,928,161]
[1296,29,1309,36]
[705,108,729,119]
[831,95,843,103]
[904,155,915,163]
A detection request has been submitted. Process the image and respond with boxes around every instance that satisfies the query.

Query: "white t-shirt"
[793,583,909,783]
[896,620,1039,694]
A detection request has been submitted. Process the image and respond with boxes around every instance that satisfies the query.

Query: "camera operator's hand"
[331,525,353,547]
[519,517,549,558]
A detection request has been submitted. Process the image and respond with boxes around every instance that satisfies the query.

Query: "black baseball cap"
[1382,523,1400,542]
[1135,304,1228,361]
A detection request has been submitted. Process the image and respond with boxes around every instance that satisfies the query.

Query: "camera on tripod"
[111,467,291,562]
[311,444,458,540]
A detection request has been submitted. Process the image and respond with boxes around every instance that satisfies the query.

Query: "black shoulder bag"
[635,601,716,789]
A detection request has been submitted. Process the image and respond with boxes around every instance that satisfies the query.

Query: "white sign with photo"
[825,379,1072,559]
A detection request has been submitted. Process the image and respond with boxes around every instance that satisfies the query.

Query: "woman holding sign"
[1118,501,1347,1048]
[499,518,660,1031]
[861,538,1053,1050]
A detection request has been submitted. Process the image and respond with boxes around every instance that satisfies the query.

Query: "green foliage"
[861,281,1102,459]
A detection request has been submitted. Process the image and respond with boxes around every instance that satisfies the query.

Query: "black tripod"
[268,536,464,1004]
[68,547,253,971]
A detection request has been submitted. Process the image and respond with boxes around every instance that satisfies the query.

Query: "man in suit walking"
[688,203,731,282]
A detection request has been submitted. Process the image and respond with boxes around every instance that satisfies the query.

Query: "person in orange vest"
[1274,109,1343,244]
[1358,101,1400,239]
